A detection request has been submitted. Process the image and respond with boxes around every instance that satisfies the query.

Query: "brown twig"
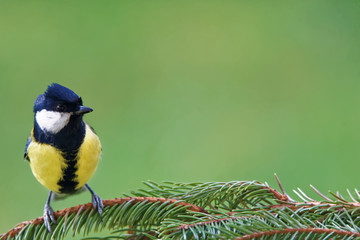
[267,179,360,209]
[1,197,207,240]
[274,173,295,202]
[235,227,360,240]
[264,184,289,202]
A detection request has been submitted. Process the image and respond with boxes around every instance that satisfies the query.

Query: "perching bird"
[24,83,103,232]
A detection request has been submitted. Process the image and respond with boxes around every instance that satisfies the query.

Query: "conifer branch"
[1,197,206,240]
[2,178,360,239]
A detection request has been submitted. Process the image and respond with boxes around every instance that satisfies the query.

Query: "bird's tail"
[51,186,87,201]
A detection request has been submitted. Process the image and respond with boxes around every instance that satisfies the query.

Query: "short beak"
[75,106,93,115]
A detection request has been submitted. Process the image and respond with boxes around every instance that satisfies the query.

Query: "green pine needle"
[2,179,360,240]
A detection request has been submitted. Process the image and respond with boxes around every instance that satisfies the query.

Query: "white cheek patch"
[35,110,71,134]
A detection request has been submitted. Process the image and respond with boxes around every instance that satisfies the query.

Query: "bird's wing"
[85,122,103,152]
[24,135,31,161]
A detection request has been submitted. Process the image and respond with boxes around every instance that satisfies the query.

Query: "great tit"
[24,83,103,232]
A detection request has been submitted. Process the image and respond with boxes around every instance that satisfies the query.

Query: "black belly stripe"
[57,151,79,193]
[33,115,87,194]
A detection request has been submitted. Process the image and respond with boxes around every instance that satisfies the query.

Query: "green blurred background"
[1,0,360,235]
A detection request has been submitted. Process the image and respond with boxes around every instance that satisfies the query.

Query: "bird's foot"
[91,192,104,217]
[85,184,104,218]
[43,204,56,233]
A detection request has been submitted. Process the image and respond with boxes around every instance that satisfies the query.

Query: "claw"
[92,193,104,217]
[43,191,56,233]
[43,204,55,232]
[85,184,104,218]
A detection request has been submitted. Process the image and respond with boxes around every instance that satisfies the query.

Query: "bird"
[24,83,103,232]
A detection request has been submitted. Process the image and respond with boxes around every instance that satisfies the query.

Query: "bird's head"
[33,83,93,134]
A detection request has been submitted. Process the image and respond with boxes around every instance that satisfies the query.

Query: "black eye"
[56,104,67,112]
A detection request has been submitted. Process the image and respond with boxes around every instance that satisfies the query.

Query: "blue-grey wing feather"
[24,135,31,161]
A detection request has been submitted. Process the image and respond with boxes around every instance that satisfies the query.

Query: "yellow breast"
[28,138,66,193]
[75,124,102,189]
[27,124,101,193]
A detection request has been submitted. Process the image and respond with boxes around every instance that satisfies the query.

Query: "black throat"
[33,115,86,193]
